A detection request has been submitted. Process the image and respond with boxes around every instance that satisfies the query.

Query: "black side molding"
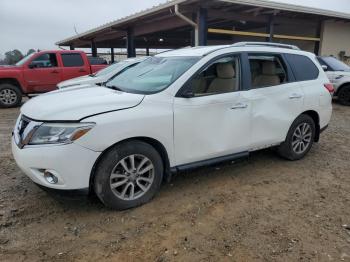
[171,151,249,173]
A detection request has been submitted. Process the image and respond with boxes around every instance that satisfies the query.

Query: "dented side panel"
[242,82,305,149]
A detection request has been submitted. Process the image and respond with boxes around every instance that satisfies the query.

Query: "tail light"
[324,83,335,94]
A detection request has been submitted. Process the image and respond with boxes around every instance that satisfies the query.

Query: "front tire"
[94,141,163,210]
[338,85,350,106]
[277,115,316,161]
[0,84,22,108]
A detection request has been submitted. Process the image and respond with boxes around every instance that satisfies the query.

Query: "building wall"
[320,20,350,63]
[272,24,317,53]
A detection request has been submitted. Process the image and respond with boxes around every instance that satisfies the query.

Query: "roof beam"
[208,9,318,26]
[134,16,189,36]
[243,7,264,16]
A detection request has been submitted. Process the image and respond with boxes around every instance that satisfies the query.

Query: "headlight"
[29,123,94,145]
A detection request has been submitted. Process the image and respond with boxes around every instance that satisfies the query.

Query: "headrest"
[262,61,277,75]
[216,63,235,79]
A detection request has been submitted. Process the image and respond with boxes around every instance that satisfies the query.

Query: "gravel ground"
[0,103,349,262]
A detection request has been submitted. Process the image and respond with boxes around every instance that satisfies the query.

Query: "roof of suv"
[156,46,229,57]
[156,42,308,58]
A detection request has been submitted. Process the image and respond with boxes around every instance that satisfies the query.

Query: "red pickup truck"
[0,50,107,108]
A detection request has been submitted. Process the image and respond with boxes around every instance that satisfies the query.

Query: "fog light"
[44,171,58,184]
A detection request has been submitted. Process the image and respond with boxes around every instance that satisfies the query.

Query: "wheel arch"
[335,82,350,96]
[0,78,23,93]
[300,110,320,142]
[89,137,171,192]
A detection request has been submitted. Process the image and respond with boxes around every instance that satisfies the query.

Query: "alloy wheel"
[291,122,312,154]
[0,88,17,105]
[110,154,155,201]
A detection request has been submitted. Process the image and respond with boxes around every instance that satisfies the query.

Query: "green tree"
[4,49,24,65]
[26,49,36,56]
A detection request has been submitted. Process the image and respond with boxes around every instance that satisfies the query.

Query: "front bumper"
[12,137,101,190]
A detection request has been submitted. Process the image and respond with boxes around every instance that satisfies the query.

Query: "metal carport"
[56,0,350,61]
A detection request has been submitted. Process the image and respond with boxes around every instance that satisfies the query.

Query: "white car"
[12,42,333,210]
[57,57,147,89]
[317,56,350,105]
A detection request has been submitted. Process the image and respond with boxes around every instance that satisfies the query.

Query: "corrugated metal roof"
[56,0,187,45]
[56,0,350,46]
[222,0,350,19]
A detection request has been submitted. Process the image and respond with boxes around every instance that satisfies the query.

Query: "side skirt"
[170,151,249,173]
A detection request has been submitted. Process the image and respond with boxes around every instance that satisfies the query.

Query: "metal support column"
[314,20,323,55]
[91,40,97,57]
[190,12,196,47]
[266,15,274,42]
[197,8,208,46]
[126,27,136,58]
[110,48,115,63]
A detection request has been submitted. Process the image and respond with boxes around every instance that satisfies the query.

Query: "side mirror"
[180,89,194,98]
[322,65,328,71]
[28,63,37,69]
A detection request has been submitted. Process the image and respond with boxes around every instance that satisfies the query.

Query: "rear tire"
[0,84,22,108]
[277,115,316,161]
[338,85,350,106]
[94,141,163,210]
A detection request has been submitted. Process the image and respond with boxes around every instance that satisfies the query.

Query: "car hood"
[57,75,98,88]
[21,86,145,121]
[335,70,350,76]
[59,83,98,90]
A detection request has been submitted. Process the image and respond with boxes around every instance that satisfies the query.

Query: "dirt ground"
[0,103,349,262]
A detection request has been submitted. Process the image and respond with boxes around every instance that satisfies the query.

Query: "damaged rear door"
[242,52,304,150]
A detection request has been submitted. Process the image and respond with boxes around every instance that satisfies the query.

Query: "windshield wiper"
[106,85,125,92]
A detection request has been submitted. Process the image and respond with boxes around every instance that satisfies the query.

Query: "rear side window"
[61,53,84,67]
[248,54,288,89]
[285,54,319,81]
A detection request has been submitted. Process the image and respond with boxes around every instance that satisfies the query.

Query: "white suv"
[317,56,350,105]
[12,42,333,210]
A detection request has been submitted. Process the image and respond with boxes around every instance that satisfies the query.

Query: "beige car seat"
[191,77,207,94]
[207,63,237,93]
[253,61,280,87]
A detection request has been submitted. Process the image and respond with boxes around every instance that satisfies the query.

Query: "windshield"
[322,57,350,72]
[106,56,199,94]
[94,61,134,77]
[15,53,36,66]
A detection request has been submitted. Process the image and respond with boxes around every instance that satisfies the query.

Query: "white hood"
[21,86,144,121]
[57,75,100,88]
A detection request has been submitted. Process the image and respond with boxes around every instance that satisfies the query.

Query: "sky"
[1,0,350,57]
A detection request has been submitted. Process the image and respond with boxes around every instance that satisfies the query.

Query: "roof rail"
[231,42,300,50]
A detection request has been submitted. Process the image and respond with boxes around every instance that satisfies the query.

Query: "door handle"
[289,93,303,99]
[51,70,59,74]
[79,68,87,72]
[231,102,248,110]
